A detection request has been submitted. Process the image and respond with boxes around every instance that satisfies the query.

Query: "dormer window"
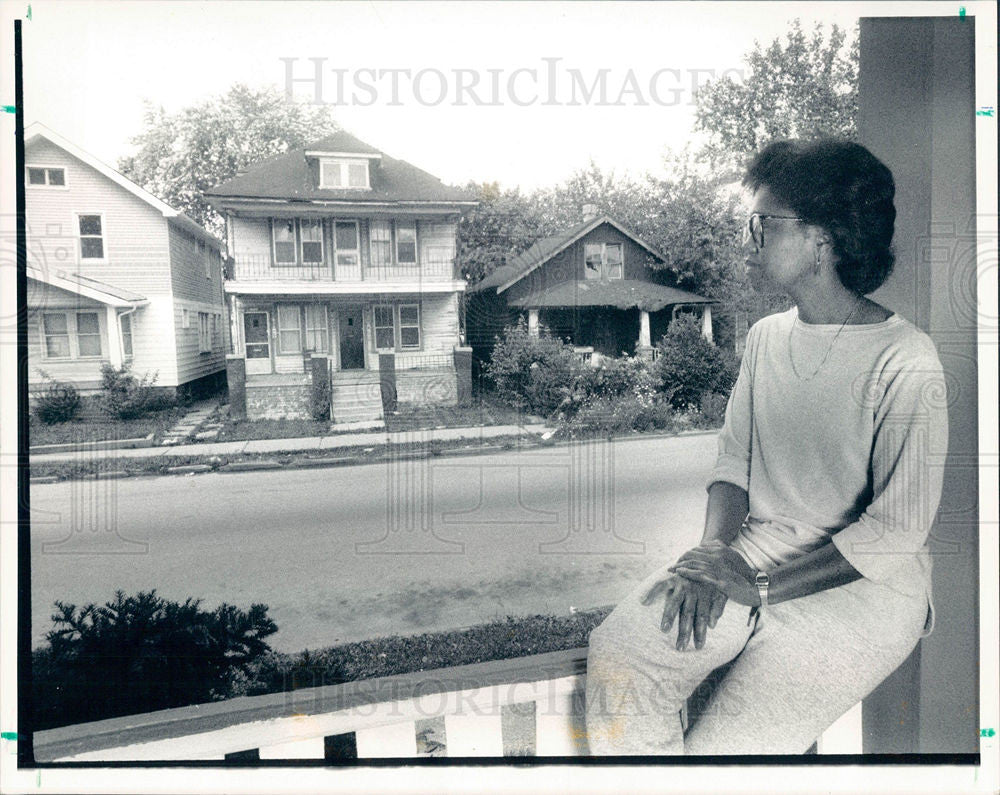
[319,158,370,189]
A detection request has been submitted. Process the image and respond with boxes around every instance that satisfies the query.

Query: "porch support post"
[701,305,714,344]
[454,346,473,407]
[310,354,330,421]
[379,352,397,415]
[230,295,243,355]
[105,305,123,369]
[636,309,654,362]
[527,309,539,337]
[226,354,246,419]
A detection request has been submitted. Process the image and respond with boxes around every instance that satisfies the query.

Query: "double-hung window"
[304,305,328,352]
[300,219,324,264]
[277,305,302,354]
[584,242,624,279]
[395,221,417,265]
[373,305,395,350]
[41,311,102,358]
[78,214,105,260]
[399,304,420,349]
[197,239,212,279]
[370,219,392,267]
[27,166,66,186]
[120,314,134,358]
[273,219,297,265]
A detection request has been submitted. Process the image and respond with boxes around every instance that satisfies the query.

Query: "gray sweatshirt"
[708,306,948,637]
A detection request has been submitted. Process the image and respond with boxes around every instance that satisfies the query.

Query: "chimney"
[582,203,599,222]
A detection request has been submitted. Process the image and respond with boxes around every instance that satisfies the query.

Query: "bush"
[698,391,730,427]
[31,374,81,424]
[98,363,175,420]
[654,313,738,410]
[32,590,277,730]
[486,320,580,416]
[560,394,678,436]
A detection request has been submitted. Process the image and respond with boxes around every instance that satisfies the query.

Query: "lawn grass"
[28,406,189,447]
[237,608,613,697]
[214,417,331,443]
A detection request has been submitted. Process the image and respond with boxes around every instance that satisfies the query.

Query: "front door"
[244,311,272,375]
[338,308,365,370]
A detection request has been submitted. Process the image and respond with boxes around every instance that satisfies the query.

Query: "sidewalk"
[29,423,551,464]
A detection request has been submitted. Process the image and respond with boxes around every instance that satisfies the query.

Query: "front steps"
[331,371,384,423]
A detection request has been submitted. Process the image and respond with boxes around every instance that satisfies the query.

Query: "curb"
[166,464,214,475]
[217,460,282,473]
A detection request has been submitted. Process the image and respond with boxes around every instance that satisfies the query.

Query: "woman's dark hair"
[743,139,896,295]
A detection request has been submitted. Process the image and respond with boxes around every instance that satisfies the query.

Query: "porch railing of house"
[32,648,862,762]
[224,255,456,283]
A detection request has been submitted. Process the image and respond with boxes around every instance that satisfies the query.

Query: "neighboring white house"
[24,123,227,399]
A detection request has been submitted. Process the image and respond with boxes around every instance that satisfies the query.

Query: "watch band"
[755,571,770,609]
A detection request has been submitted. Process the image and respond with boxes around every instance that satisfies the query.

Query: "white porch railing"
[34,649,861,761]
[225,255,455,283]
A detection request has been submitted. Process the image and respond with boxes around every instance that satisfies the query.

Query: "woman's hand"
[668,540,759,606]
[641,573,728,651]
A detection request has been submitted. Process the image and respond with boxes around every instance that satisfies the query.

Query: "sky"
[11,0,944,193]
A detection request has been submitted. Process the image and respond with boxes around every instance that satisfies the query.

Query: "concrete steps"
[331,375,383,423]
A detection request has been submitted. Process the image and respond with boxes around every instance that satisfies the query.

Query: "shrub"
[31,373,81,424]
[654,313,738,410]
[98,363,174,420]
[698,391,730,427]
[486,320,580,416]
[32,590,277,730]
[560,394,678,436]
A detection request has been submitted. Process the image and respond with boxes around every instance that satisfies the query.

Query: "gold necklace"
[789,298,862,380]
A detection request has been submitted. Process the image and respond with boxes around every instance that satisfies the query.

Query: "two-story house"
[205,130,477,422]
[468,210,715,365]
[25,123,227,404]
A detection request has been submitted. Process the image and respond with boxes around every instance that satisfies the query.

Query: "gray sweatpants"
[585,559,928,755]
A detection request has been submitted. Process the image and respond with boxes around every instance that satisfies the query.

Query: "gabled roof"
[507,279,713,312]
[24,123,223,250]
[27,266,148,308]
[473,216,670,294]
[205,130,477,205]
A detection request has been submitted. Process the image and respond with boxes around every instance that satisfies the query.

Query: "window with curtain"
[277,305,302,354]
[304,305,329,352]
[273,219,296,264]
[584,243,602,279]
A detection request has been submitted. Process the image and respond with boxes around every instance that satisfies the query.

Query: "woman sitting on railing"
[585,139,948,755]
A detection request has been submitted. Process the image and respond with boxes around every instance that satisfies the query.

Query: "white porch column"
[701,305,713,344]
[105,305,123,368]
[229,295,243,355]
[527,309,539,337]
[639,310,651,348]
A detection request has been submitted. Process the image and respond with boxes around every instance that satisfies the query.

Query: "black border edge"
[15,15,35,769]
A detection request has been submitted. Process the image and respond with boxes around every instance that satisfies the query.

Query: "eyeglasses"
[743,213,804,250]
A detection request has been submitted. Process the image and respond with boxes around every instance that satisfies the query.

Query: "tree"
[693,20,859,176]
[118,84,341,237]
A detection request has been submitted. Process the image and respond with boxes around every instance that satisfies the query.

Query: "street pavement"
[29,432,718,652]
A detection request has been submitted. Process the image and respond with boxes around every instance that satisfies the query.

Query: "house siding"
[27,284,109,392]
[168,223,227,383]
[25,138,172,295]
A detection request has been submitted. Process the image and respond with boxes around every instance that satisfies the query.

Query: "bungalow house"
[204,131,477,422]
[468,211,714,365]
[24,123,227,402]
